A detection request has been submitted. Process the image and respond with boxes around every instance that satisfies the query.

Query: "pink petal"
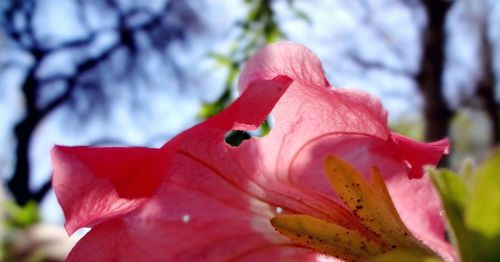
[55,42,453,261]
[53,75,293,235]
[238,42,329,91]
[202,75,293,131]
[51,146,170,234]
[56,76,315,260]
[270,132,453,260]
[235,43,453,259]
[67,147,317,261]
[390,132,450,179]
[227,42,394,222]
[237,42,391,178]
[387,173,456,262]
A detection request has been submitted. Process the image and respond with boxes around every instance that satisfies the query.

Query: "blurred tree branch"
[417,0,454,149]
[345,50,413,77]
[1,0,200,205]
[341,0,456,165]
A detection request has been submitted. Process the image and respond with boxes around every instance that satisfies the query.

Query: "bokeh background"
[0,0,499,260]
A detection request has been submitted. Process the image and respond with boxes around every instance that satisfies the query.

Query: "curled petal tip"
[390,133,450,179]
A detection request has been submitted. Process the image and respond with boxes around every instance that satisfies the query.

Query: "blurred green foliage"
[430,151,500,262]
[4,200,40,229]
[390,117,424,141]
[1,200,42,261]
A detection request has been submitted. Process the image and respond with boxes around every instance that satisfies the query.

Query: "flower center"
[270,156,441,261]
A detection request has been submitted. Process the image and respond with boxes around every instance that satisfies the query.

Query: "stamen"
[270,155,442,261]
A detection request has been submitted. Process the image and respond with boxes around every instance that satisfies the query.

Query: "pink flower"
[52,43,454,261]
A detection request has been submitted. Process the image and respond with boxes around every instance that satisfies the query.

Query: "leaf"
[464,152,500,261]
[430,152,500,262]
[429,169,472,262]
[466,152,500,237]
[259,119,271,136]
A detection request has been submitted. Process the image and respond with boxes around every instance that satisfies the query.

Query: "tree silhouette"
[417,0,453,144]
[1,0,200,205]
[343,0,498,165]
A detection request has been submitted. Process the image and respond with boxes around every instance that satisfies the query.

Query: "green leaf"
[259,120,271,136]
[464,152,500,261]
[430,152,500,262]
[466,152,500,236]
[429,169,473,262]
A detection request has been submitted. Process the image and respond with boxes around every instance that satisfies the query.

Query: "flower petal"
[53,75,293,236]
[66,154,318,261]
[238,42,329,91]
[55,43,453,261]
[57,76,316,260]
[282,133,455,260]
[236,43,391,185]
[390,132,450,179]
[51,146,167,234]
[204,75,293,131]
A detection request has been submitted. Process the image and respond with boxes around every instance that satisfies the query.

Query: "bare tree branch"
[417,0,455,166]
[2,0,201,204]
[346,50,414,77]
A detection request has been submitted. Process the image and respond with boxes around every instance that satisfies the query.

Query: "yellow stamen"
[271,214,386,261]
[270,155,442,261]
